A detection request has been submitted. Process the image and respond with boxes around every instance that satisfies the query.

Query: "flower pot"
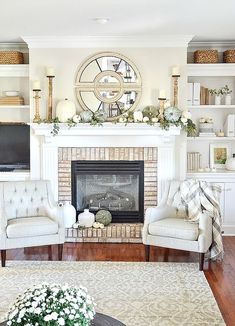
[215,95,222,105]
[225,94,232,105]
[78,209,95,227]
[62,201,76,228]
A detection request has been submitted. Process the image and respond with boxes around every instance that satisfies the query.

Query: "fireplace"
[72,160,144,223]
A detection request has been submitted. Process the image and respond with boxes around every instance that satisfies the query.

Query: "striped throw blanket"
[169,179,223,260]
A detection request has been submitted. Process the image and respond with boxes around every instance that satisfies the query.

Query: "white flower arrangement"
[6,283,95,326]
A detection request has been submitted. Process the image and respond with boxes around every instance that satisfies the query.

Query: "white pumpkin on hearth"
[56,98,76,122]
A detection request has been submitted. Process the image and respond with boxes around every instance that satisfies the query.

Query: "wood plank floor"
[4,236,235,326]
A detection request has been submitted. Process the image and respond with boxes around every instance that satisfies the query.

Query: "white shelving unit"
[0,63,30,123]
[187,53,235,234]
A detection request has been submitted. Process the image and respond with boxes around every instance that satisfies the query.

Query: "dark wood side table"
[0,313,126,326]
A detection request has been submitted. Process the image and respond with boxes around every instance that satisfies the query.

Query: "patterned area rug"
[0,261,224,326]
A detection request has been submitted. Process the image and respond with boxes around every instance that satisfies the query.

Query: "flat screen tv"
[0,124,30,171]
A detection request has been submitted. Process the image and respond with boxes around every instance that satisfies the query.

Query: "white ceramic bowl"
[4,91,19,97]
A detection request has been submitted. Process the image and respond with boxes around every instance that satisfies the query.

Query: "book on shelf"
[198,133,216,137]
[187,83,193,106]
[224,114,235,137]
[187,82,211,106]
[200,86,210,105]
[193,83,200,105]
[187,152,201,171]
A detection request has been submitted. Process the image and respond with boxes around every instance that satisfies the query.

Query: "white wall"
[29,46,188,180]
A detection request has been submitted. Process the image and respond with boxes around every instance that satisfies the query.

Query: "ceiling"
[1,0,235,43]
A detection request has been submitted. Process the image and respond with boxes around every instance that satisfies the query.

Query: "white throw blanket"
[168,179,223,260]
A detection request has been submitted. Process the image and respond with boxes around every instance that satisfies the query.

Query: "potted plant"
[221,85,232,105]
[209,88,223,105]
[6,283,96,326]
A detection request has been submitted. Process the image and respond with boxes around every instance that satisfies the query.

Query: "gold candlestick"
[47,75,55,121]
[33,89,41,123]
[158,97,166,120]
[172,74,180,107]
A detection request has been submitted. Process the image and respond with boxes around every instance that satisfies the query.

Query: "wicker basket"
[0,51,24,64]
[223,50,235,63]
[194,50,219,64]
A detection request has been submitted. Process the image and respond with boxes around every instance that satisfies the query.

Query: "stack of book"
[187,82,211,106]
[199,122,216,137]
[187,152,201,171]
[0,96,24,106]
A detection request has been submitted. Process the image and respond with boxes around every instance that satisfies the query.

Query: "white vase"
[62,201,76,228]
[225,94,232,105]
[78,209,95,227]
[225,154,235,171]
[56,98,76,122]
[215,95,222,105]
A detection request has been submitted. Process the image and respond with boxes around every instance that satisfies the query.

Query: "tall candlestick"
[172,76,179,107]
[47,76,55,121]
[33,89,41,123]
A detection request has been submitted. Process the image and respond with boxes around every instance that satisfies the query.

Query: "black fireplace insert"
[71,160,144,223]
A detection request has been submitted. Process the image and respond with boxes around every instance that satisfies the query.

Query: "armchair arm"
[0,208,7,249]
[198,212,212,253]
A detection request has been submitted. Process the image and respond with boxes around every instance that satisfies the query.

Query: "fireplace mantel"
[30,123,181,139]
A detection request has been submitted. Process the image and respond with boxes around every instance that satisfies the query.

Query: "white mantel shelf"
[30,123,181,137]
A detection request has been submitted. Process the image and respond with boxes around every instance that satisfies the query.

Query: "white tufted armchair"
[0,180,65,267]
[143,180,213,270]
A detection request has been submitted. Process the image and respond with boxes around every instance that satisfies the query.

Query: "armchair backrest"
[0,180,54,220]
[159,180,181,206]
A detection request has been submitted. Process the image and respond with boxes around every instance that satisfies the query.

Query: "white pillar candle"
[32,80,41,90]
[172,66,180,76]
[46,66,55,76]
[159,89,166,99]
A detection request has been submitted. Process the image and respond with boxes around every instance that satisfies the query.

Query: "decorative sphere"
[80,110,93,122]
[164,106,181,122]
[95,210,112,226]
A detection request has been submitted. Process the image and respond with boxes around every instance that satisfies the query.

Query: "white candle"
[32,80,41,90]
[46,66,55,76]
[172,65,180,76]
[159,89,166,99]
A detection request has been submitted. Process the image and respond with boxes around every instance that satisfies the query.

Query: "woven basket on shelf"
[0,51,24,64]
[194,50,218,63]
[223,50,235,63]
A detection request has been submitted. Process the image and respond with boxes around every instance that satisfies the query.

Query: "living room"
[0,0,235,325]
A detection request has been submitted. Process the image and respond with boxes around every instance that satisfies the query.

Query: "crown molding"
[188,40,235,51]
[22,35,194,49]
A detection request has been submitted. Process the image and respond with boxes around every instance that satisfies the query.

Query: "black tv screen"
[0,124,30,170]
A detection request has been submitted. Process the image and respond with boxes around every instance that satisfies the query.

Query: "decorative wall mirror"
[74,52,142,121]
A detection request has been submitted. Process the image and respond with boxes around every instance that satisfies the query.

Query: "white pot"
[215,95,222,105]
[62,201,76,228]
[225,94,232,105]
[56,98,76,122]
[78,209,95,227]
[225,154,235,171]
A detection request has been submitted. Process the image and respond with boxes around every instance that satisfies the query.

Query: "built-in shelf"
[0,64,29,77]
[187,63,235,77]
[188,105,235,109]
[187,136,235,141]
[0,105,29,109]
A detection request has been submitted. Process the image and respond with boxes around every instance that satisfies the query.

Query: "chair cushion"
[6,216,58,239]
[148,218,199,241]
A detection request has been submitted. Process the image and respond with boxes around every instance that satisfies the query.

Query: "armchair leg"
[145,245,150,262]
[199,253,205,271]
[48,245,52,261]
[58,244,63,261]
[1,250,6,267]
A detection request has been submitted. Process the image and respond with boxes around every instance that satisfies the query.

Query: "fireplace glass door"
[72,161,144,222]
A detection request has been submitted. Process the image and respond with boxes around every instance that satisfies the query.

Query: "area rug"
[0,261,224,326]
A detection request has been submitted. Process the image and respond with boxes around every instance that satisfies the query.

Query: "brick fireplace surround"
[58,147,157,243]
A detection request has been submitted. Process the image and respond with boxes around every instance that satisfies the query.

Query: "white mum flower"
[58,317,65,325]
[51,312,58,320]
[143,116,149,122]
[34,307,41,314]
[44,315,52,322]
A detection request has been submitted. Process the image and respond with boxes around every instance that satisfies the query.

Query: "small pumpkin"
[95,210,112,226]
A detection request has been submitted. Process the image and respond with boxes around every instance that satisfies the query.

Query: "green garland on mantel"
[38,106,197,137]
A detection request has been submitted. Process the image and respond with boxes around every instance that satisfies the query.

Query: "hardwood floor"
[4,236,235,326]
